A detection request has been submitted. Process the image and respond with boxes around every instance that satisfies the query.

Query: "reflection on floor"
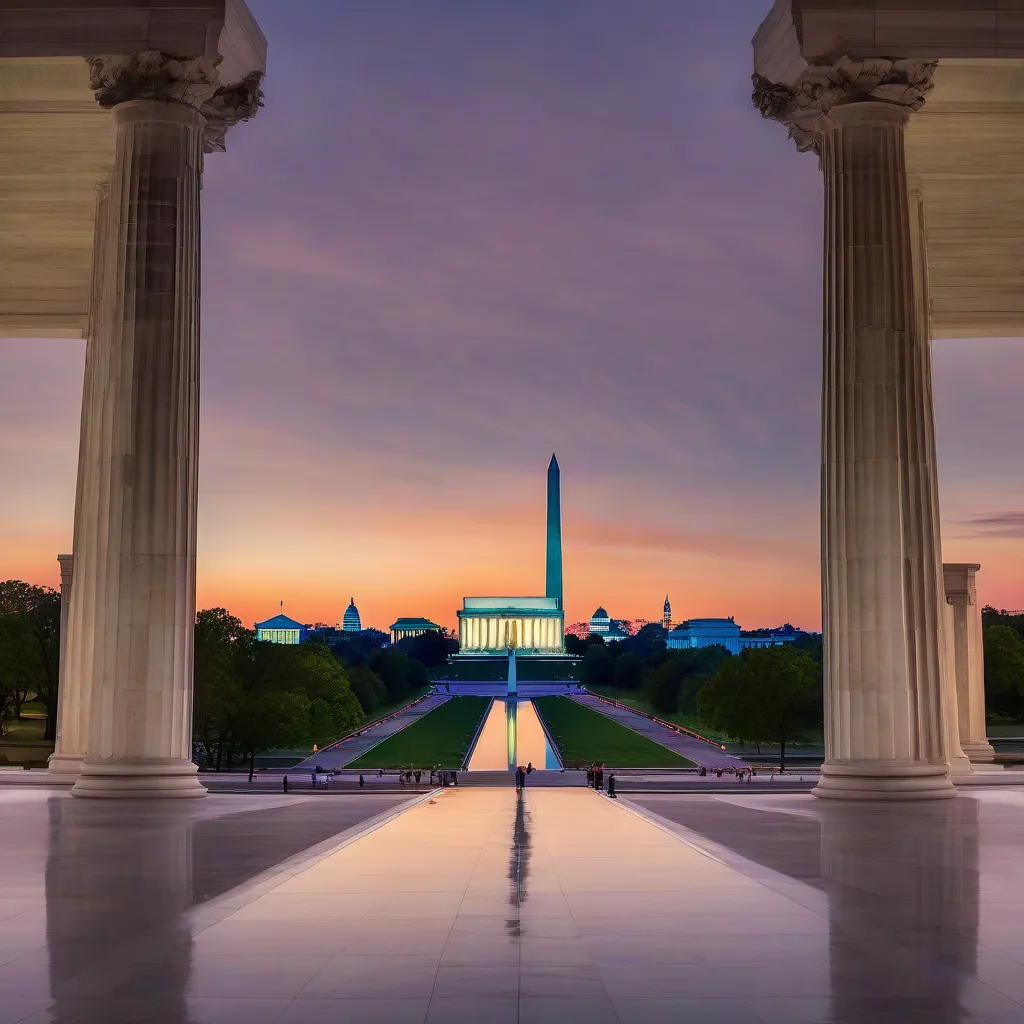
[3,786,1024,1022]
[466,699,561,771]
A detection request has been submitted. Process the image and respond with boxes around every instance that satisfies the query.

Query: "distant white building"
[666,617,802,655]
[255,612,306,645]
[588,606,630,644]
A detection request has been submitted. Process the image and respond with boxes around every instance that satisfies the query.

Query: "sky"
[2,0,1023,633]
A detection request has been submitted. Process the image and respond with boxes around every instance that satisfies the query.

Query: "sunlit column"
[814,101,953,800]
[943,564,997,764]
[71,98,208,798]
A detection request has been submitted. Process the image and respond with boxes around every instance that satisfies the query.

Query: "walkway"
[570,693,747,770]
[289,694,450,771]
[5,787,1024,1020]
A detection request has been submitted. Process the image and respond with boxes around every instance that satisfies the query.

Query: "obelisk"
[545,454,563,609]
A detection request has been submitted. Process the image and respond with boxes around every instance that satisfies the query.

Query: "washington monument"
[545,454,563,609]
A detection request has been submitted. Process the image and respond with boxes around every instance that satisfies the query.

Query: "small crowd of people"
[697,766,758,782]
[586,763,616,797]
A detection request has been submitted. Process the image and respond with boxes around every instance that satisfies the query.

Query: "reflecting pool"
[466,698,561,770]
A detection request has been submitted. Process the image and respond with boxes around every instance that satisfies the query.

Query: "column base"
[71,758,207,799]
[961,739,998,764]
[813,760,956,801]
[46,752,84,785]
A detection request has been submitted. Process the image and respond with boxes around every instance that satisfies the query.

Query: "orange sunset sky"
[2,1,1022,633]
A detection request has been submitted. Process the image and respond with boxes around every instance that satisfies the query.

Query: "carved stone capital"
[86,51,264,153]
[753,56,938,154]
[201,71,264,153]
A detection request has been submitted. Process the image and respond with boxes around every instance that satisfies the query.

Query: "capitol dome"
[342,597,361,632]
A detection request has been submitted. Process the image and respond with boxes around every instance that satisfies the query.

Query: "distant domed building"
[589,607,611,636]
[588,607,629,644]
[342,597,361,632]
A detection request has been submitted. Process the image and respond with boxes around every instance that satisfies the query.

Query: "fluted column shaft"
[815,102,954,800]
[943,563,996,764]
[70,100,205,798]
[50,180,113,782]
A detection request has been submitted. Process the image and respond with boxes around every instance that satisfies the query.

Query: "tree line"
[981,607,1024,720]
[0,582,60,739]
[193,609,449,772]
[568,623,823,768]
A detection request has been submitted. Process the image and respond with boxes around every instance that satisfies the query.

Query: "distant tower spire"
[662,595,671,631]
[545,453,563,609]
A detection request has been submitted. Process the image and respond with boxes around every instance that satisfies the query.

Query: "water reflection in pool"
[466,699,561,771]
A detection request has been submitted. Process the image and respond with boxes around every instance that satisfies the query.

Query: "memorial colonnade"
[752,1,1012,797]
[0,1,266,797]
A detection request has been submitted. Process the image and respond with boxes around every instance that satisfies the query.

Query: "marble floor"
[2,785,1024,1023]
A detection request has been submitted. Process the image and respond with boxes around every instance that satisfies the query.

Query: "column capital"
[752,56,937,154]
[86,50,263,154]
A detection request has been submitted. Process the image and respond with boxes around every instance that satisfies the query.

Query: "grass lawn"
[347,695,490,770]
[0,714,54,766]
[534,696,694,768]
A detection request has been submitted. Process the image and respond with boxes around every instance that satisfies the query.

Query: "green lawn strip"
[534,696,694,768]
[347,695,490,769]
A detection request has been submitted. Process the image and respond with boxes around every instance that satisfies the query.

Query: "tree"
[0,581,61,739]
[580,644,613,689]
[642,647,730,716]
[327,628,390,666]
[347,664,389,715]
[395,629,455,669]
[613,651,643,691]
[619,622,667,660]
[698,646,821,771]
[293,642,363,739]
[369,648,427,703]
[983,625,1024,720]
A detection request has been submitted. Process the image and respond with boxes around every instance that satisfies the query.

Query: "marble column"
[48,555,77,781]
[49,179,113,785]
[68,98,206,798]
[55,54,262,798]
[815,102,954,800]
[943,563,997,765]
[752,59,954,799]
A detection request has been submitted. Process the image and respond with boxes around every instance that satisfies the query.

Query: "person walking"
[586,765,594,788]
[414,770,421,785]
[283,775,289,794]
[359,774,365,788]
[607,774,616,798]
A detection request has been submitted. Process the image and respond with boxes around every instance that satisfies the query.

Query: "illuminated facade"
[342,598,361,632]
[663,595,672,631]
[255,613,306,645]
[666,617,800,655]
[390,617,440,645]
[457,597,564,655]
[588,607,629,644]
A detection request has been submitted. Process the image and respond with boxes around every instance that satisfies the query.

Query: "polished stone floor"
[2,785,1024,1023]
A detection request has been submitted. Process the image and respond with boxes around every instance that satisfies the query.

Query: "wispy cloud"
[955,512,1024,539]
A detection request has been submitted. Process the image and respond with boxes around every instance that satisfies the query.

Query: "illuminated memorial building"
[455,455,567,661]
